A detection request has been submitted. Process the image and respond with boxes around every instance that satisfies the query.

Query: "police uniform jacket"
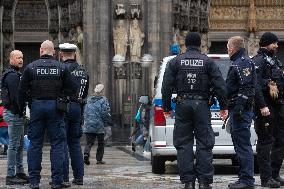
[162,47,228,112]
[18,55,69,114]
[226,48,257,108]
[63,59,89,102]
[252,48,284,107]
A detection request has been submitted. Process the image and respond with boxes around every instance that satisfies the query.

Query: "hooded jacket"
[83,95,110,133]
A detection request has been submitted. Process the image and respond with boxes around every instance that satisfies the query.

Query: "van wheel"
[254,155,259,174]
[151,155,165,174]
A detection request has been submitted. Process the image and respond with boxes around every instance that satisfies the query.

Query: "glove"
[268,81,279,99]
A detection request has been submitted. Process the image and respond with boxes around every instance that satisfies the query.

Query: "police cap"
[59,43,77,52]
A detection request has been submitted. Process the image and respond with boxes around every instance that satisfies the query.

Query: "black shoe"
[228,181,254,189]
[84,154,90,165]
[29,183,40,189]
[72,178,83,185]
[49,181,71,188]
[16,172,29,181]
[51,184,62,189]
[261,178,280,188]
[6,176,27,185]
[184,182,195,189]
[96,160,106,164]
[131,142,136,152]
[273,176,284,186]
[1,145,8,155]
[61,181,71,188]
[199,182,212,189]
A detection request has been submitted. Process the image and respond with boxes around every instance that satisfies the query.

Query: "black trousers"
[255,103,284,181]
[84,133,105,161]
[173,99,214,184]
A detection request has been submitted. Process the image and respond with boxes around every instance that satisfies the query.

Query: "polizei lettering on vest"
[180,59,204,66]
[36,68,60,75]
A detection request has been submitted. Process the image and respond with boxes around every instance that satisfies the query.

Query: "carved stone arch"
[13,0,49,33]
[2,0,16,69]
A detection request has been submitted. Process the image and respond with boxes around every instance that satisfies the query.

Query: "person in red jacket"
[0,102,9,155]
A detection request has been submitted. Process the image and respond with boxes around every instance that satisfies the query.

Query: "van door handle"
[214,132,219,137]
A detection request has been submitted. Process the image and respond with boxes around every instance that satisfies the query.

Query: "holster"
[56,97,69,112]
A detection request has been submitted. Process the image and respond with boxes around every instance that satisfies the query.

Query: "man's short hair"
[228,36,245,50]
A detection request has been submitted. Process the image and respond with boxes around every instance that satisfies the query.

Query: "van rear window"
[214,59,230,79]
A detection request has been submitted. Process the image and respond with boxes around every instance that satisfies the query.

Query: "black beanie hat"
[259,32,278,47]
[185,32,201,47]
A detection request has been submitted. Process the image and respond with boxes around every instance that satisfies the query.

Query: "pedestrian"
[0,97,9,153]
[162,32,228,189]
[83,84,110,165]
[59,42,89,187]
[253,32,284,188]
[226,36,257,189]
[18,40,71,189]
[104,113,113,147]
[130,95,151,153]
[0,100,8,156]
[1,50,28,185]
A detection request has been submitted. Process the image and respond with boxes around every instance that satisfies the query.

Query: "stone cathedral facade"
[0,0,283,127]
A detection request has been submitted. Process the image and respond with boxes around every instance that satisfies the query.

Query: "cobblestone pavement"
[0,145,282,189]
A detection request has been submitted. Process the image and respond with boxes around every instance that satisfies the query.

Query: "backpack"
[1,69,15,109]
[69,64,88,100]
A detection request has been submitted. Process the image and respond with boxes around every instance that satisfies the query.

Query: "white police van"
[150,54,258,174]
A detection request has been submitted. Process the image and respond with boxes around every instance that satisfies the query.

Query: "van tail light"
[154,106,166,126]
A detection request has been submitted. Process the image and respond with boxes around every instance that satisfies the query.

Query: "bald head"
[9,50,23,68]
[40,40,55,57]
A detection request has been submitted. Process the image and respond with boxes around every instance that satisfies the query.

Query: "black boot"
[84,154,90,165]
[184,182,195,189]
[6,176,27,185]
[261,178,280,188]
[199,182,212,189]
[1,145,7,155]
[228,181,254,189]
[273,176,284,186]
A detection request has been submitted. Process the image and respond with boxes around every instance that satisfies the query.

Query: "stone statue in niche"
[247,33,259,56]
[114,4,126,19]
[113,20,128,58]
[201,33,209,53]
[76,26,84,64]
[130,4,141,19]
[129,19,144,63]
[177,30,188,54]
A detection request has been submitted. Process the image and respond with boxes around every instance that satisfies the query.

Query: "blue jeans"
[28,100,66,185]
[63,102,84,182]
[3,109,24,177]
[230,110,255,186]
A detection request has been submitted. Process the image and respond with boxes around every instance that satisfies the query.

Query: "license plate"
[211,111,220,119]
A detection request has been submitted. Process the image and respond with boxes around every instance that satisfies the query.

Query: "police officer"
[18,40,70,189]
[1,50,28,185]
[162,32,228,189]
[59,43,89,186]
[226,36,257,189]
[253,32,284,188]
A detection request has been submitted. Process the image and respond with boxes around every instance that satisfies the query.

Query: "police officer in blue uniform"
[226,36,257,189]
[162,32,228,189]
[18,40,71,189]
[59,43,89,187]
[253,32,284,188]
